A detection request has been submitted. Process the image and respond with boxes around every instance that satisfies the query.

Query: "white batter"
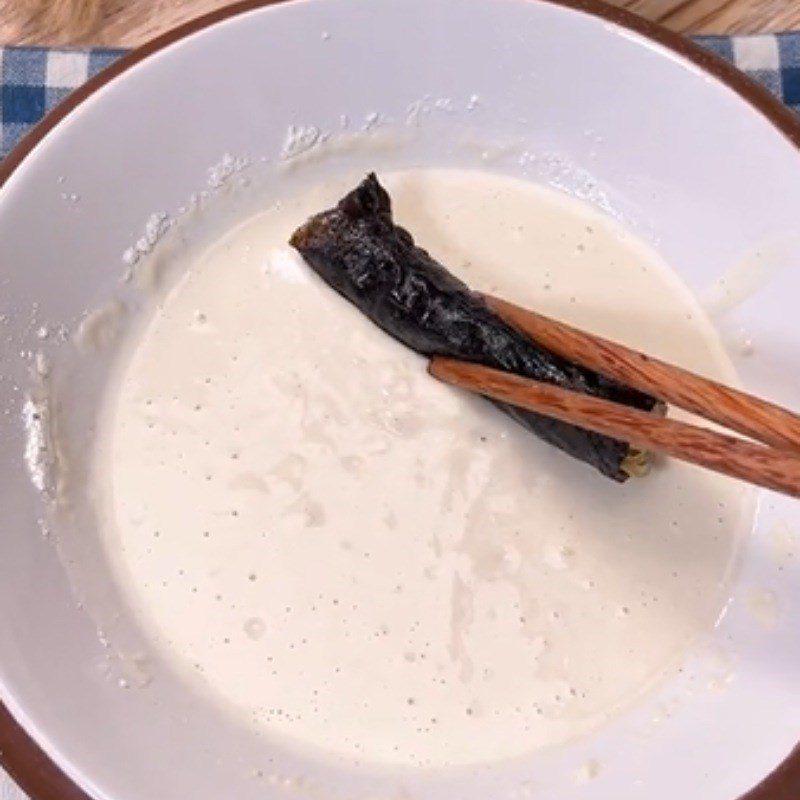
[94,170,753,768]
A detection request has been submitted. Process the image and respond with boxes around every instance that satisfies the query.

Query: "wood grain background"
[0,0,799,47]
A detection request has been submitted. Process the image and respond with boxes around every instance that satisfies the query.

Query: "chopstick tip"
[428,356,460,383]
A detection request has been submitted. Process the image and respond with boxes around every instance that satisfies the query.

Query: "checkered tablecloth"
[2,35,800,159]
[0,46,123,158]
[1,29,800,800]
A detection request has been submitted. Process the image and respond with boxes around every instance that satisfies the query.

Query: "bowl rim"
[0,0,798,798]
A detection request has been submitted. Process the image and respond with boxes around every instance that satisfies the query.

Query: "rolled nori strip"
[290,173,658,481]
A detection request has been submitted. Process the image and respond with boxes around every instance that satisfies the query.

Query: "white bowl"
[0,1,798,799]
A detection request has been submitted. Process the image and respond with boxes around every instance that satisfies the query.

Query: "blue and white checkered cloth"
[699,33,800,104]
[0,46,123,158]
[2,34,800,159]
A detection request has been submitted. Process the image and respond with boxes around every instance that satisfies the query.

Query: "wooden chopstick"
[484,295,800,453]
[428,358,800,497]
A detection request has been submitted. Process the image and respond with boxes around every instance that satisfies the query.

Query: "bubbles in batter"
[94,170,753,767]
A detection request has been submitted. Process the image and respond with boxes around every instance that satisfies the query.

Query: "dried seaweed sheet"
[291,174,658,480]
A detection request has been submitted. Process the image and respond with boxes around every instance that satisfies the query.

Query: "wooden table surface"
[0,0,799,47]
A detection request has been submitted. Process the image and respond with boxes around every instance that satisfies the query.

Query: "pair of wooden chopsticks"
[428,295,800,497]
